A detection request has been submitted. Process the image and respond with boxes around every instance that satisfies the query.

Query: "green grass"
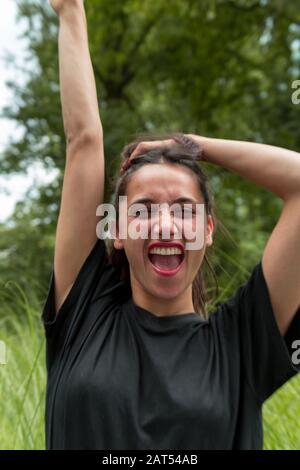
[0,281,299,450]
[263,377,300,449]
[0,281,46,450]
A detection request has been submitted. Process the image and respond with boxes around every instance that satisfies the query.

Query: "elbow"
[66,126,103,154]
[282,179,300,202]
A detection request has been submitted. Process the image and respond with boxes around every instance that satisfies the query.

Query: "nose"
[151,205,181,240]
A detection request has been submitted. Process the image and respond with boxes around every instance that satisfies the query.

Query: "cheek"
[124,240,144,266]
[186,249,204,273]
[182,217,205,236]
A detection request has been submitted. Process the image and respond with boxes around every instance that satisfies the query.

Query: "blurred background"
[0,0,299,449]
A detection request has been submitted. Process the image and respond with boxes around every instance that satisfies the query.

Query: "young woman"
[42,0,300,450]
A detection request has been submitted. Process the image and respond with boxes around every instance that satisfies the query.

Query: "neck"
[131,282,195,317]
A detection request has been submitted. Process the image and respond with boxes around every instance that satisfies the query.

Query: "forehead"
[126,163,203,203]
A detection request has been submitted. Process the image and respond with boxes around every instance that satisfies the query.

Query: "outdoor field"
[0,0,299,450]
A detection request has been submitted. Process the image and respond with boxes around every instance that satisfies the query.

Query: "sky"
[0,0,56,223]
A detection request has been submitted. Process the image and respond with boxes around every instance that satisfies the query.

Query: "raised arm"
[50,0,104,315]
[189,135,300,337]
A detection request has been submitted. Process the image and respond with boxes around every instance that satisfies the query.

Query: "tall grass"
[0,281,46,450]
[263,377,300,449]
[0,280,299,450]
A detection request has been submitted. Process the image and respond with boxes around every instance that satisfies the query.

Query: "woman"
[42,0,300,450]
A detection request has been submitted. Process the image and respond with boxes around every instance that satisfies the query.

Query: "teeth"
[148,247,183,255]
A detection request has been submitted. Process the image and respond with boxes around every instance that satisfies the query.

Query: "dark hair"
[107,132,219,320]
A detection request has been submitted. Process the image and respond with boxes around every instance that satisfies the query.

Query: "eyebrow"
[129,197,199,206]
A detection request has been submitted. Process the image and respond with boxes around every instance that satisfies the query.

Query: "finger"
[129,143,152,160]
[129,139,174,160]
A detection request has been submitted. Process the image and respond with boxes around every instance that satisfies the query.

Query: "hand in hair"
[120,139,174,174]
[120,133,202,175]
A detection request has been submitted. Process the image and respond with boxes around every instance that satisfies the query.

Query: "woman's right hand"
[50,0,84,16]
[120,135,203,174]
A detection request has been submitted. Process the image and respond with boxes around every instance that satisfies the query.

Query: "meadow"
[0,282,299,450]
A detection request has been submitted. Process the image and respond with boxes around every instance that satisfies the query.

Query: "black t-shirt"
[41,237,300,450]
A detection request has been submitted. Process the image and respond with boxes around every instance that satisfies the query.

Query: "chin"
[148,285,183,300]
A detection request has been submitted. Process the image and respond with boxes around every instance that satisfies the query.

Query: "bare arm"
[189,135,300,336]
[50,0,105,315]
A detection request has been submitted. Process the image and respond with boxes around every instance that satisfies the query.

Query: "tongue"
[149,254,182,270]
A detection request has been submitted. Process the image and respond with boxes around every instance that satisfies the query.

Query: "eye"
[183,208,196,217]
[133,208,150,218]
[172,208,184,218]
[128,204,152,219]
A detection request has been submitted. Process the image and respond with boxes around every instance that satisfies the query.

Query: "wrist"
[186,134,210,162]
[57,1,85,22]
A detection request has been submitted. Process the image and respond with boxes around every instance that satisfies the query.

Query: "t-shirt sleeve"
[211,260,300,404]
[41,237,127,373]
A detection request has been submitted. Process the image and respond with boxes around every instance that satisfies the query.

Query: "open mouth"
[147,244,185,276]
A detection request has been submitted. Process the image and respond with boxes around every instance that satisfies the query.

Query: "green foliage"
[1,0,300,293]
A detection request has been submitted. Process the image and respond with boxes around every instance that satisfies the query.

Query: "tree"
[1,0,300,311]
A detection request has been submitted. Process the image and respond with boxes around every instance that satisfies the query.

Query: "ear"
[205,214,214,247]
[110,219,124,250]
